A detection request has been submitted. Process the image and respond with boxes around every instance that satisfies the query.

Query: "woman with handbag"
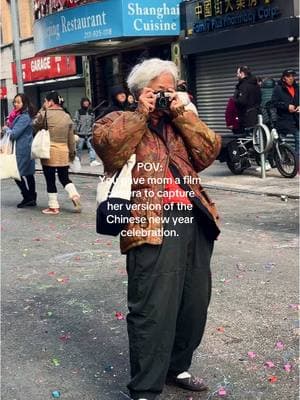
[3,93,37,208]
[33,91,81,215]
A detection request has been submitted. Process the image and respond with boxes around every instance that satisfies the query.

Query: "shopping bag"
[96,154,136,236]
[0,132,13,155]
[31,128,50,159]
[69,156,82,173]
[0,140,21,181]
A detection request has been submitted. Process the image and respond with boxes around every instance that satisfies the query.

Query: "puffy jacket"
[234,75,261,129]
[74,108,95,137]
[93,109,221,253]
[271,80,299,135]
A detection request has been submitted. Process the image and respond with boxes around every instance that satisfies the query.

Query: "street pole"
[10,0,24,93]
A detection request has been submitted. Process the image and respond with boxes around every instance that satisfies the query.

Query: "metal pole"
[10,0,24,93]
[257,115,266,179]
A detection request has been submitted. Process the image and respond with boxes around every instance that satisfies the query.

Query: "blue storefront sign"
[34,0,180,54]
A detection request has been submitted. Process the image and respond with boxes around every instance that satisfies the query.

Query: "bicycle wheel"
[274,143,298,178]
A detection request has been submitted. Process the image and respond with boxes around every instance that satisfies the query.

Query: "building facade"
[32,0,183,115]
[180,0,299,134]
[0,0,86,122]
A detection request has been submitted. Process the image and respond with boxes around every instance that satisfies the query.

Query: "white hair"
[127,58,178,97]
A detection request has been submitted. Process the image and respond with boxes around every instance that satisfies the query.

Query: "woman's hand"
[137,88,156,116]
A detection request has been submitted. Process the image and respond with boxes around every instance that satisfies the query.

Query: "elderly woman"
[93,59,221,400]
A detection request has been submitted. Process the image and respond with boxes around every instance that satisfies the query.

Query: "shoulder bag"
[31,111,50,159]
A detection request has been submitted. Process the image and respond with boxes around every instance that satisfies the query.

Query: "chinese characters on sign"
[194,0,273,19]
[192,0,280,33]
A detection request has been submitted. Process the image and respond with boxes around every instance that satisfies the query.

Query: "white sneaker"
[256,161,271,172]
[90,160,101,167]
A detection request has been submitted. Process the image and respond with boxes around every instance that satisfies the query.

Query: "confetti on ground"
[59,334,71,342]
[247,351,256,359]
[268,375,278,383]
[56,277,69,284]
[264,361,275,368]
[264,262,276,271]
[51,390,61,398]
[218,387,227,396]
[284,363,292,372]
[51,358,60,367]
[276,341,284,350]
[115,311,125,320]
[48,271,56,276]
[289,304,300,310]
[47,311,53,317]
[217,327,225,333]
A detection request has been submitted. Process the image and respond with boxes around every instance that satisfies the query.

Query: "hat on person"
[110,85,126,97]
[281,69,297,77]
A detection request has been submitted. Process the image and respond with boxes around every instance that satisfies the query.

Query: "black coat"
[234,76,261,129]
[271,80,299,135]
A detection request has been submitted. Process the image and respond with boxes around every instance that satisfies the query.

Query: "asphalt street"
[1,173,299,400]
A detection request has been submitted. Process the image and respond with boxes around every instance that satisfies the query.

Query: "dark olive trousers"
[126,207,213,400]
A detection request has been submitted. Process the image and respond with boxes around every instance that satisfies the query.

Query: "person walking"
[271,69,299,159]
[3,93,37,208]
[93,58,221,400]
[234,65,261,133]
[34,91,81,215]
[74,97,100,167]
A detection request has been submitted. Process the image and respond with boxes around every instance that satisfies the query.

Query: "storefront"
[33,0,182,114]
[180,0,299,134]
[11,55,85,116]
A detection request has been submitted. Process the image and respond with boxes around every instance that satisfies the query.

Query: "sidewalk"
[39,153,299,199]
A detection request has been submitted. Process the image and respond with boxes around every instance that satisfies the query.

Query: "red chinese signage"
[0,87,7,99]
[12,56,77,84]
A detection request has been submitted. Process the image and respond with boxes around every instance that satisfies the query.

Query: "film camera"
[155,91,172,111]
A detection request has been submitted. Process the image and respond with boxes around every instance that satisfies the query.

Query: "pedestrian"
[98,85,128,118]
[234,65,261,133]
[271,69,299,159]
[3,93,37,208]
[74,97,100,167]
[176,79,198,116]
[127,93,138,111]
[93,58,221,400]
[225,97,240,134]
[33,91,81,215]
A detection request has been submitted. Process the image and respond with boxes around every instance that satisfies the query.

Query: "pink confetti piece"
[217,326,225,333]
[48,271,56,277]
[218,387,227,396]
[275,341,284,350]
[74,256,81,261]
[115,311,125,320]
[59,334,71,342]
[247,351,256,359]
[289,304,300,310]
[264,361,275,368]
[284,363,292,372]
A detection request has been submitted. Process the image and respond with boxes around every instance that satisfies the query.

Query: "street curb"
[35,170,299,200]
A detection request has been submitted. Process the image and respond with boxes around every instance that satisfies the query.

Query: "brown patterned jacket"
[93,109,222,253]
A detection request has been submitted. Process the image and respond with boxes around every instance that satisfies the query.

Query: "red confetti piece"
[59,334,71,342]
[33,238,41,241]
[48,271,56,276]
[115,311,125,320]
[74,256,81,261]
[268,375,277,383]
[217,327,225,333]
